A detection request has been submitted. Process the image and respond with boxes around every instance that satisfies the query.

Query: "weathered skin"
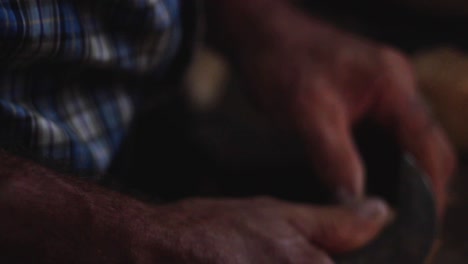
[0,151,393,263]
[0,0,457,263]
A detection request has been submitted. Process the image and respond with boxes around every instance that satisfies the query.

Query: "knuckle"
[376,46,415,87]
[379,46,411,69]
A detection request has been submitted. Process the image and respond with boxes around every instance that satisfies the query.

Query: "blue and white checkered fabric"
[0,0,182,174]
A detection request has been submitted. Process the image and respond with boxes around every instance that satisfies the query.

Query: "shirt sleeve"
[0,0,182,74]
[0,0,184,175]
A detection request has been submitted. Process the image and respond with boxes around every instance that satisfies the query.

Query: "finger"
[375,92,457,216]
[373,49,457,216]
[288,246,335,264]
[287,198,394,254]
[295,80,365,201]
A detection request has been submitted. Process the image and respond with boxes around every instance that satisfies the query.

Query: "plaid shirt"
[0,0,183,174]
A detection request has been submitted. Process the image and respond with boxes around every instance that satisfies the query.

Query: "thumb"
[290,198,394,254]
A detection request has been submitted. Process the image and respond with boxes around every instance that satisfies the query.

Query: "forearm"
[0,150,153,264]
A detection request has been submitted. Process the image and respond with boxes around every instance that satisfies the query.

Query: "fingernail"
[336,187,362,205]
[356,199,394,222]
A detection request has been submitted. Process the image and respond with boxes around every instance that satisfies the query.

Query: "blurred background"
[109,1,468,263]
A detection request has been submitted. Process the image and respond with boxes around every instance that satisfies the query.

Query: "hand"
[207,0,456,215]
[137,197,393,264]
[0,151,389,264]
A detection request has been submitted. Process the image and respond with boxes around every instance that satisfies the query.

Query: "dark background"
[109,2,468,263]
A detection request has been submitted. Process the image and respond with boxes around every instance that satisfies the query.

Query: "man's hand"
[206,0,456,215]
[0,151,393,264]
[145,197,393,263]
